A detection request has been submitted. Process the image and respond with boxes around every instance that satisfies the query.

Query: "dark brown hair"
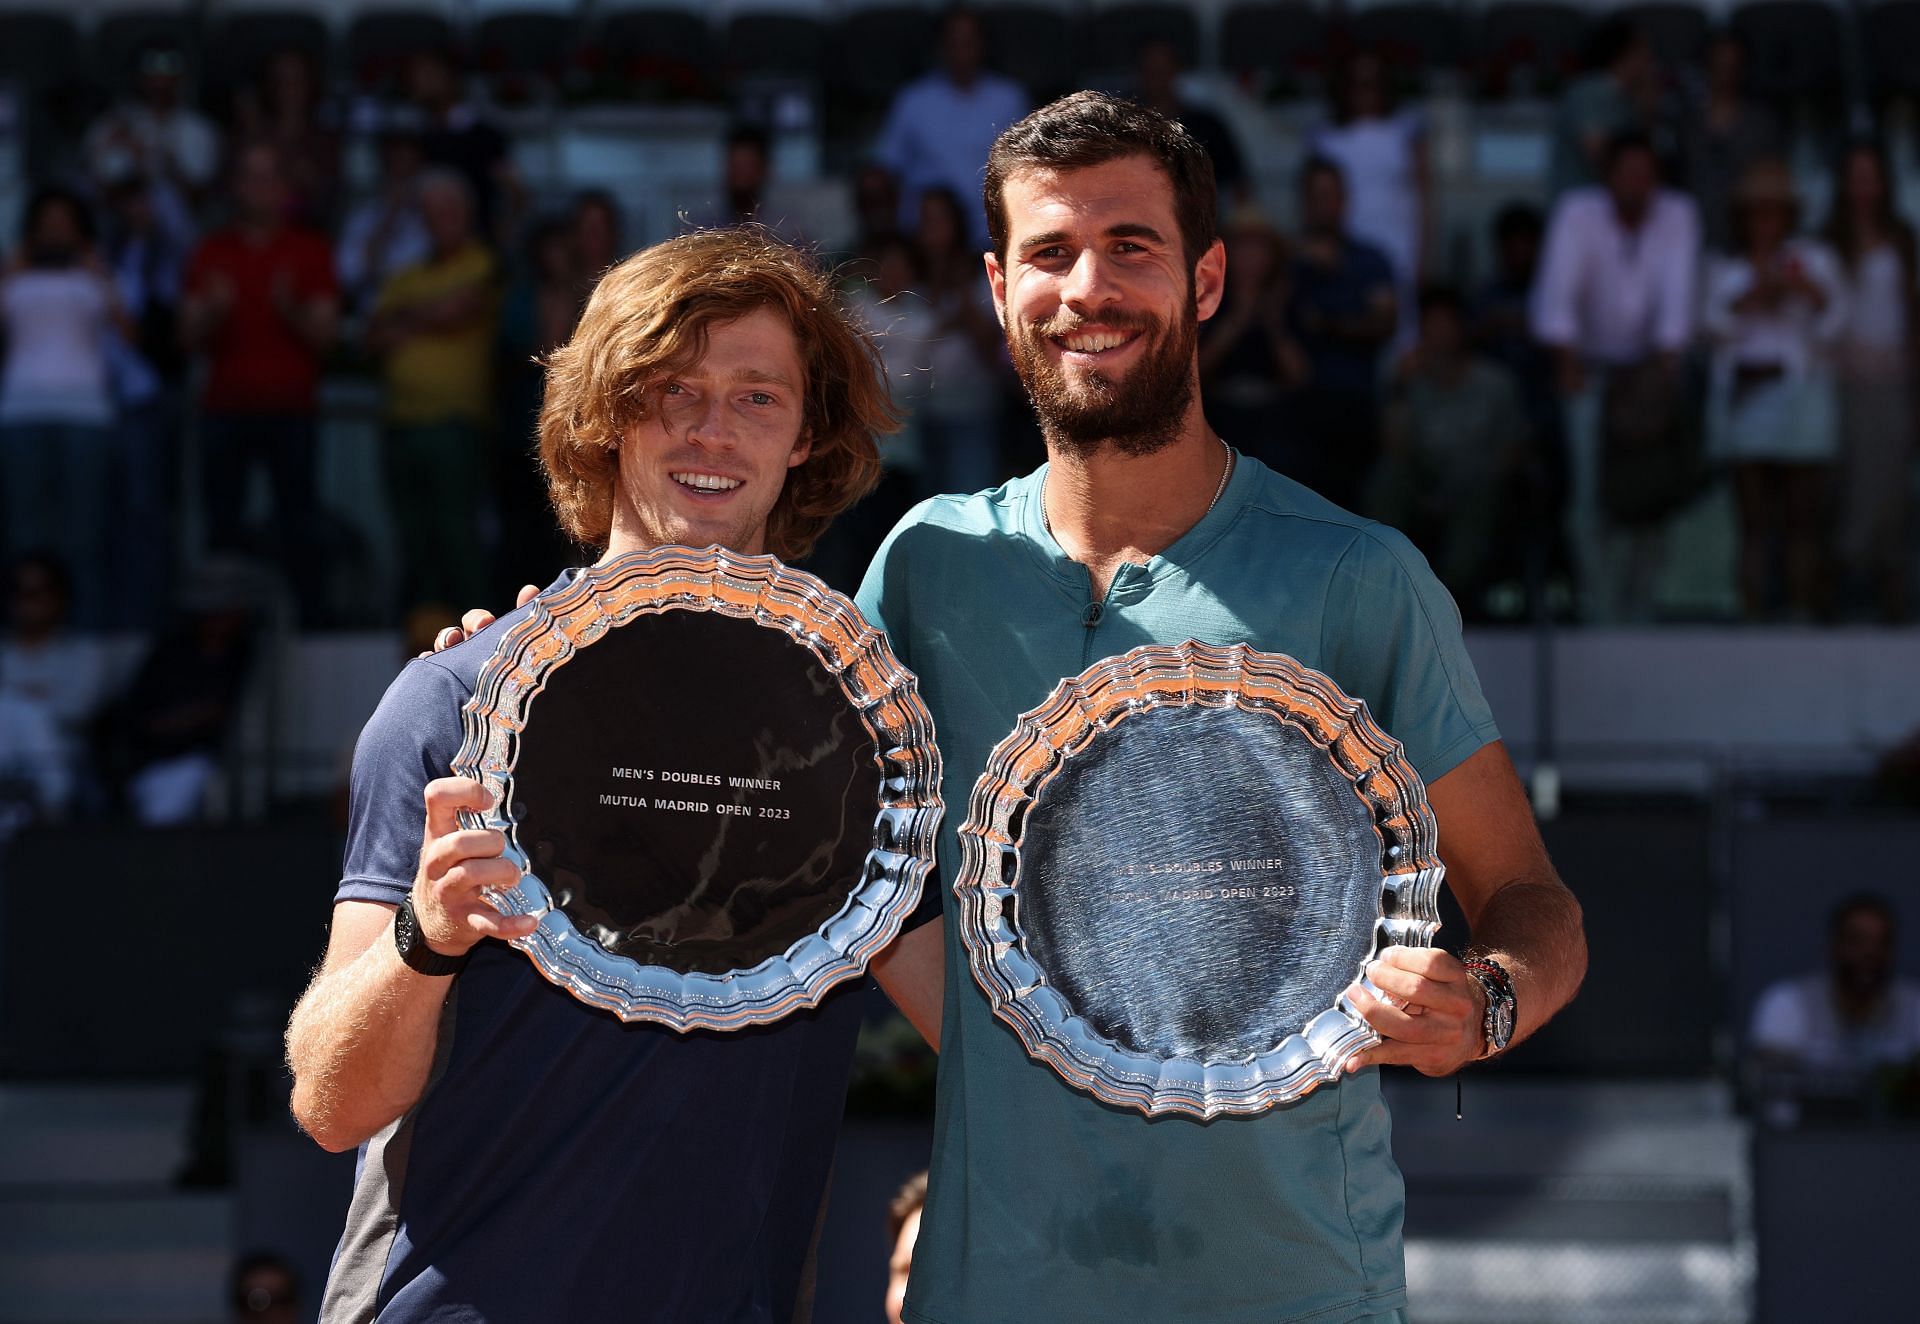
[538,227,893,561]
[983,91,1218,269]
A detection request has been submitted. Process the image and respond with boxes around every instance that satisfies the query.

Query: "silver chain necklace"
[1042,436,1235,542]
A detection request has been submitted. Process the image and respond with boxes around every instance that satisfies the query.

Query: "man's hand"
[1343,946,1486,1077]
[422,584,541,657]
[411,777,537,954]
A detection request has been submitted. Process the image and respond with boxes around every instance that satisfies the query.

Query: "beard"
[1005,295,1199,460]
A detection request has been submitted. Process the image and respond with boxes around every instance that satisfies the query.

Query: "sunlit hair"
[539,227,893,560]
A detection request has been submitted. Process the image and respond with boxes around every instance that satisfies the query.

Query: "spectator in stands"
[368,169,501,613]
[231,47,341,231]
[1199,203,1304,465]
[1309,50,1427,349]
[874,5,1027,247]
[847,163,905,265]
[85,42,222,215]
[102,174,191,627]
[97,568,257,827]
[0,188,130,629]
[885,1170,929,1324]
[0,554,110,804]
[337,132,431,318]
[0,683,66,837]
[849,234,934,489]
[571,190,624,291]
[497,218,586,584]
[1280,156,1398,509]
[1683,28,1781,256]
[1702,160,1846,621]
[1474,203,1565,521]
[1532,130,1700,621]
[1751,893,1920,1091]
[684,123,773,232]
[404,48,519,245]
[228,1250,301,1324]
[1823,140,1918,624]
[182,142,339,622]
[1549,17,1662,197]
[1133,36,1248,205]
[914,186,1006,494]
[1369,287,1530,614]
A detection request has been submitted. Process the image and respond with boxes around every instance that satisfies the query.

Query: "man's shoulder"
[1233,461,1445,592]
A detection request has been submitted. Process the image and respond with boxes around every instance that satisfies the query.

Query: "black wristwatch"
[394,896,470,977]
[1461,955,1516,1057]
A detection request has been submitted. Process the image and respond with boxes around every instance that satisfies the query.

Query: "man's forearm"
[1464,875,1587,1047]
[286,919,452,1152]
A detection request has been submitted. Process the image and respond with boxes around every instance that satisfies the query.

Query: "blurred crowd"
[2,7,1919,831]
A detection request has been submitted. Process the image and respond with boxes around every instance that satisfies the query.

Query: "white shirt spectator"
[86,103,222,196]
[1751,973,1920,1076]
[875,73,1027,244]
[0,634,111,747]
[1531,186,1701,363]
[1701,238,1848,376]
[0,689,71,821]
[0,268,116,426]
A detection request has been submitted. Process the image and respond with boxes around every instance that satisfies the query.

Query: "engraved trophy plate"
[955,642,1442,1118]
[452,546,942,1030]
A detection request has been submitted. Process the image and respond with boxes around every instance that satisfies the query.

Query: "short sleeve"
[1318,526,1501,785]
[336,658,471,906]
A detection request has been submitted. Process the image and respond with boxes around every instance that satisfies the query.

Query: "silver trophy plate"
[452,546,942,1030]
[955,642,1442,1118]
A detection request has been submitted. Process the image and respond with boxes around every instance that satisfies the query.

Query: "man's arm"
[1347,741,1586,1075]
[871,918,943,1051]
[285,777,535,1151]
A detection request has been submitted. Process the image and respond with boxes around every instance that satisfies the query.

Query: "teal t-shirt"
[856,455,1499,1324]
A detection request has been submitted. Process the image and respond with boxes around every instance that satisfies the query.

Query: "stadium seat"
[92,8,201,95]
[1478,1,1588,94]
[724,9,829,80]
[1865,0,1920,101]
[1614,3,1709,69]
[1220,2,1331,88]
[473,8,581,101]
[1729,0,1844,102]
[1349,2,1467,75]
[344,8,461,95]
[0,10,81,92]
[582,7,715,100]
[836,5,937,109]
[203,10,333,108]
[979,3,1080,99]
[1083,4,1203,76]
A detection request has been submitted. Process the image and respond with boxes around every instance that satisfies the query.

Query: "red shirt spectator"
[184,223,335,413]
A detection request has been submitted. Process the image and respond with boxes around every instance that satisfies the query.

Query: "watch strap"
[395,895,470,977]
[1461,955,1516,1057]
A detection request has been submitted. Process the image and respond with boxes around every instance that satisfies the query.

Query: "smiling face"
[986,155,1223,458]
[608,306,812,557]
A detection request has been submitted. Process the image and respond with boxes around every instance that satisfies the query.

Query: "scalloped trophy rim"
[450,544,944,1031]
[954,640,1444,1119]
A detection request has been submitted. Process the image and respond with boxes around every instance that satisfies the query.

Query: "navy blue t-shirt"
[319,586,867,1324]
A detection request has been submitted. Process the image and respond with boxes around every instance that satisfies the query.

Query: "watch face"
[396,899,418,952]
[1490,1000,1515,1049]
